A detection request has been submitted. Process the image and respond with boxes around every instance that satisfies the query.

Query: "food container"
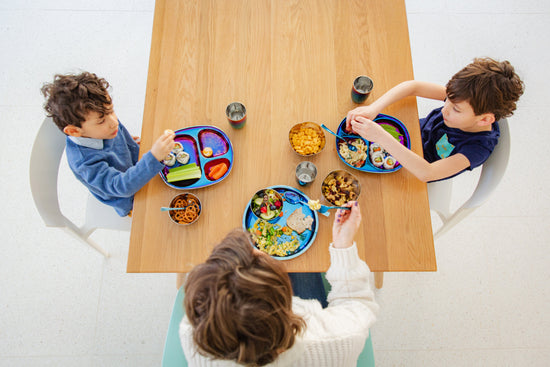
[288,122,326,156]
[321,170,361,206]
[167,193,202,225]
[249,188,284,222]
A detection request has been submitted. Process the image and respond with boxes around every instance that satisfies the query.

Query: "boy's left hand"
[132,136,141,145]
[350,116,386,143]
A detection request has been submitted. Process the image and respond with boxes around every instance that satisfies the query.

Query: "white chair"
[29,117,132,257]
[428,118,510,239]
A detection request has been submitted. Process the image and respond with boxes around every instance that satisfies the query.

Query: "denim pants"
[288,272,328,308]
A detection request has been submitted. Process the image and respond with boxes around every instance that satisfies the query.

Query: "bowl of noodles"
[168,193,202,225]
[321,170,361,206]
[337,137,369,168]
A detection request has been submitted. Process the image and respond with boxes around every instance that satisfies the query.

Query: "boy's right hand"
[151,130,176,161]
[346,106,379,132]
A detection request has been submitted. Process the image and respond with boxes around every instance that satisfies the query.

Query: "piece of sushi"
[371,152,384,168]
[176,151,190,165]
[172,142,184,154]
[383,155,396,169]
[369,143,383,155]
[163,152,176,166]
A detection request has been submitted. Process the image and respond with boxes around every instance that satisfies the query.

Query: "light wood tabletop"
[127,0,436,278]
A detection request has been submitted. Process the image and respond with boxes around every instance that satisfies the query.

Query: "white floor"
[1,0,549,366]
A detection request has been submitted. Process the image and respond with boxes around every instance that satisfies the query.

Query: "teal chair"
[162,281,374,366]
[162,286,188,367]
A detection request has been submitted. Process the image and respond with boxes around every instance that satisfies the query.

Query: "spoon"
[321,124,357,151]
[161,206,190,212]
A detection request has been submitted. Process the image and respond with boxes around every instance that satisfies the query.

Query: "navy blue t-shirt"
[420,107,500,176]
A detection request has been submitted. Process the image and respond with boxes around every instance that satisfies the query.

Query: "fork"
[317,204,351,215]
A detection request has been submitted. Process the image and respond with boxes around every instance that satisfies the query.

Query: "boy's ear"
[63,125,82,137]
[477,113,496,126]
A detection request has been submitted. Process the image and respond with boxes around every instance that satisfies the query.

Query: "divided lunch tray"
[336,113,411,173]
[159,125,234,189]
[242,185,319,261]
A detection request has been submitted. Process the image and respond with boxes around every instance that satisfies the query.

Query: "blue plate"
[336,113,411,173]
[160,125,234,189]
[242,185,319,260]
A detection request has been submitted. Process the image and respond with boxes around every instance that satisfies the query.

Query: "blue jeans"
[288,272,328,308]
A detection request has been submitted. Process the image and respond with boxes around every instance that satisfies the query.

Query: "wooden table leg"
[176,273,186,289]
[374,272,384,289]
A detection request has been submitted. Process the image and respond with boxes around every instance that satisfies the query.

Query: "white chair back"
[428,118,511,239]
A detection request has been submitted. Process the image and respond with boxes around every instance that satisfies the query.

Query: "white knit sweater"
[179,243,379,367]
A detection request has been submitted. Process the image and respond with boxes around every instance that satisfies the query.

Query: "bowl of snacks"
[250,188,284,222]
[321,170,361,206]
[289,122,326,156]
[167,193,202,225]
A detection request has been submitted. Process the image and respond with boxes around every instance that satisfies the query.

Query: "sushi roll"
[369,143,383,155]
[371,152,384,168]
[176,151,190,165]
[172,142,184,154]
[383,155,396,169]
[163,152,176,166]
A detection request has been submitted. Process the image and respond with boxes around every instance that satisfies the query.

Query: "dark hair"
[41,72,113,131]
[446,57,524,121]
[184,230,305,366]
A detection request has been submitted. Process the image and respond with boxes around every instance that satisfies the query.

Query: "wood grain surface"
[128,0,436,273]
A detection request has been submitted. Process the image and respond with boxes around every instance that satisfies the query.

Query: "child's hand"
[151,130,176,161]
[332,201,361,249]
[132,136,141,145]
[346,106,379,132]
[350,116,386,142]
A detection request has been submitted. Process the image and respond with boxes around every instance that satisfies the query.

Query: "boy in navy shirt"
[42,72,175,216]
[346,58,524,182]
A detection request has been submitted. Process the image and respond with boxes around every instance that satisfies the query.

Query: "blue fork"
[284,192,350,217]
[317,204,351,215]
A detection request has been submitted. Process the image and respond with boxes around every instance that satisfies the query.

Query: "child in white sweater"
[180,202,378,366]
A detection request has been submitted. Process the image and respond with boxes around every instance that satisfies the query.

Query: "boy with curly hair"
[42,72,175,216]
[346,57,524,182]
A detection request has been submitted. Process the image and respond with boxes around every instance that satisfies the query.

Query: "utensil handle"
[333,206,351,210]
[321,124,344,141]
[160,207,187,211]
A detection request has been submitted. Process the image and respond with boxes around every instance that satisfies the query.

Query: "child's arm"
[346,81,446,131]
[351,117,470,182]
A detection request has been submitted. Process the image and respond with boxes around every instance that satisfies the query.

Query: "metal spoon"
[161,206,190,212]
[321,124,357,151]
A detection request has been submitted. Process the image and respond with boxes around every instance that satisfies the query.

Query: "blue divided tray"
[336,113,411,173]
[242,185,319,260]
[160,125,233,189]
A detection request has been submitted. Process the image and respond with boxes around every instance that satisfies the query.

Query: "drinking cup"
[295,161,317,186]
[226,102,247,129]
[351,75,374,104]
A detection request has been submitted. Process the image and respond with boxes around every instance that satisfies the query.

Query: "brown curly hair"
[184,230,305,366]
[446,57,524,121]
[41,72,113,131]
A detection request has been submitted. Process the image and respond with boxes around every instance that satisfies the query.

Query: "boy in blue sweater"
[41,72,175,216]
[346,57,524,182]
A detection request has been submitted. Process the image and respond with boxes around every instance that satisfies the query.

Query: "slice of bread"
[286,207,314,234]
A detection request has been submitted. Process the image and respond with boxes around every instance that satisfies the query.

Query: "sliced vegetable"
[166,163,202,182]
[208,162,228,180]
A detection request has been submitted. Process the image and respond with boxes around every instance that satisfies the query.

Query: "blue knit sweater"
[65,122,164,216]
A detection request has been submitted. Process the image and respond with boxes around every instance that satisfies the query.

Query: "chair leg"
[374,272,384,289]
[62,227,110,257]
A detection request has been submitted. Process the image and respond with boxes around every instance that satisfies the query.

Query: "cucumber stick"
[166,163,202,182]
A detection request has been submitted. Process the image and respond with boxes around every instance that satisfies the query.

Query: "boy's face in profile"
[441,99,495,133]
[63,108,119,140]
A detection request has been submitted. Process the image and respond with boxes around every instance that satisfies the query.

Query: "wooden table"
[128,0,436,284]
